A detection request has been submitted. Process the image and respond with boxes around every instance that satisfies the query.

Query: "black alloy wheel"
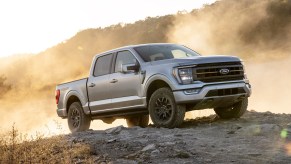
[149,87,185,128]
[68,102,91,133]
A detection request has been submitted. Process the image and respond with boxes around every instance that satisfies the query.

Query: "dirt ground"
[1,111,291,163]
[64,111,291,163]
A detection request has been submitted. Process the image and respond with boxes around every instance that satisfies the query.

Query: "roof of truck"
[96,43,178,56]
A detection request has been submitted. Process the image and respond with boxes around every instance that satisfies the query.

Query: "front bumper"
[173,82,251,108]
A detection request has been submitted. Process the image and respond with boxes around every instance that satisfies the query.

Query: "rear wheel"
[149,87,185,128]
[214,98,248,119]
[68,102,91,133]
[126,115,149,128]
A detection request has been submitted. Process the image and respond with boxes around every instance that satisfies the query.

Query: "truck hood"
[150,55,241,66]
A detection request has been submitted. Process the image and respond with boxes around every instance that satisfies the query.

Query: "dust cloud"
[168,0,291,114]
[0,25,128,134]
[0,45,124,135]
[247,58,291,113]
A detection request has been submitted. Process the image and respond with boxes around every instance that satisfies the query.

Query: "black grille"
[193,62,244,83]
[205,88,246,97]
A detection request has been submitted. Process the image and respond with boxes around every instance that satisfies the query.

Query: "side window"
[114,51,136,72]
[93,54,113,76]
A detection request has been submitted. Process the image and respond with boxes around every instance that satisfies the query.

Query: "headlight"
[178,68,193,84]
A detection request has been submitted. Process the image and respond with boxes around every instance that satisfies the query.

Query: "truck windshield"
[134,44,200,62]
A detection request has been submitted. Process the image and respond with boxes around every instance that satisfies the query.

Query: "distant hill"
[0,15,175,95]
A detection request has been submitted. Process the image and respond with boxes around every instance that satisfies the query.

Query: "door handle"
[110,79,118,83]
[88,83,96,87]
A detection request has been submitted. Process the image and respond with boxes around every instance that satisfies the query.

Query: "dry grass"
[0,125,96,163]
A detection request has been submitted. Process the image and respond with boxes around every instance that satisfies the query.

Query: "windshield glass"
[134,44,200,62]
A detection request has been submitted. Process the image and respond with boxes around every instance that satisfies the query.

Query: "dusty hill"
[1,0,291,95]
[1,111,291,163]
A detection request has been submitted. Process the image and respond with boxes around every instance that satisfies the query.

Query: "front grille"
[193,62,244,83]
[205,88,246,97]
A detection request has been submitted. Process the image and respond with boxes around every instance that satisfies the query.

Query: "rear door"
[87,53,114,112]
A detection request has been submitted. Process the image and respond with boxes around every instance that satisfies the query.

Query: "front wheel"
[68,102,91,133]
[126,115,149,128]
[214,98,248,119]
[149,87,185,128]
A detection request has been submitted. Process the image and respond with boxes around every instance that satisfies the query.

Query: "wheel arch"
[64,91,84,114]
[145,75,173,105]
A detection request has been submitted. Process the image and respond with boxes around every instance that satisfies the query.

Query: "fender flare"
[143,74,174,96]
[64,90,86,111]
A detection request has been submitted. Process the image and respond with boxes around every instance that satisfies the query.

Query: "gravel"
[65,111,291,163]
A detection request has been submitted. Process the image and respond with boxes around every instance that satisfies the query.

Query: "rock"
[107,138,118,143]
[205,159,212,162]
[174,133,183,137]
[200,144,207,147]
[119,130,131,140]
[247,153,262,157]
[114,159,138,164]
[150,149,160,157]
[158,134,176,142]
[141,144,156,152]
[159,142,176,146]
[125,152,139,160]
[136,139,148,144]
[174,150,190,158]
[227,130,236,134]
[105,125,124,134]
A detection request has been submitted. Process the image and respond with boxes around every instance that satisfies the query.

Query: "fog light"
[184,88,201,95]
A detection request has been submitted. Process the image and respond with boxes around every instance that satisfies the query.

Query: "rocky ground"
[1,111,291,163]
[66,111,291,164]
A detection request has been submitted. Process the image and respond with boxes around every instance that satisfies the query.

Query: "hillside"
[1,111,291,163]
[1,0,291,94]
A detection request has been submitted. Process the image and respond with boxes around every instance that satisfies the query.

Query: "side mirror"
[121,63,140,73]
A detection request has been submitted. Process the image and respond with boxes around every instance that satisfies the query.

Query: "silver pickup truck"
[56,43,251,133]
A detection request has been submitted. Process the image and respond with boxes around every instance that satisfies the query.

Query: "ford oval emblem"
[219,68,230,75]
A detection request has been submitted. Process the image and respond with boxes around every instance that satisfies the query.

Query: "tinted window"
[93,54,113,76]
[114,51,136,72]
[134,44,200,62]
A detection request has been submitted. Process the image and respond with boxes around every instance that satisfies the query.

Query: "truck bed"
[56,78,89,115]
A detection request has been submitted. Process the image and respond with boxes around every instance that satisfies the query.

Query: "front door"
[110,50,144,108]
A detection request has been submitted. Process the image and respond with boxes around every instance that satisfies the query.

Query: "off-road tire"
[126,115,149,128]
[68,102,91,133]
[214,98,248,119]
[149,87,185,128]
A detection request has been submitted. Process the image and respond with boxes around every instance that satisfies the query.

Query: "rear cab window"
[93,53,113,76]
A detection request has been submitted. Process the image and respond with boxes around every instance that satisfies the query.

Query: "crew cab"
[56,43,251,132]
